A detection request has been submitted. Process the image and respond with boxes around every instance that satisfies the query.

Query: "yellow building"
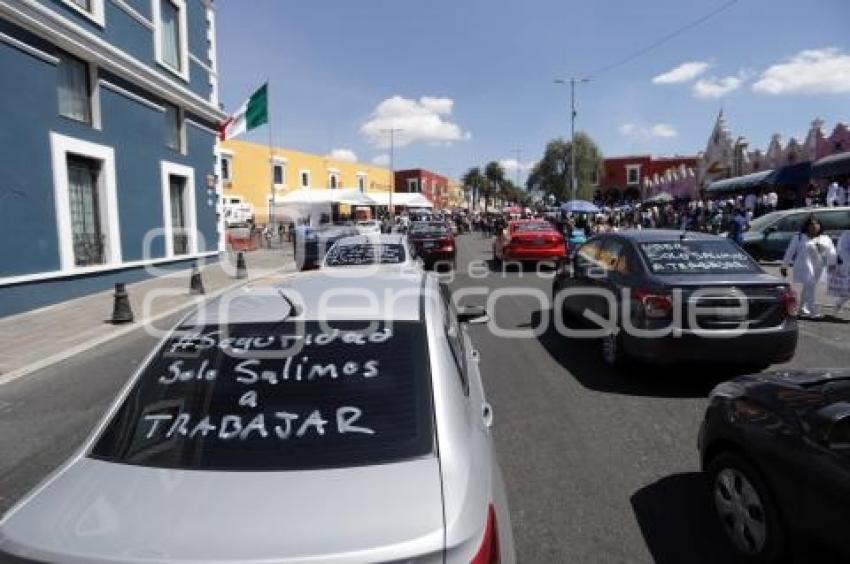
[218,139,392,223]
[447,179,467,208]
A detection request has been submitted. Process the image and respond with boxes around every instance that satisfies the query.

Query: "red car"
[408,221,457,270]
[493,220,566,264]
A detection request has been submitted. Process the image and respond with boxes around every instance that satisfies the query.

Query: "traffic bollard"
[110,283,134,324]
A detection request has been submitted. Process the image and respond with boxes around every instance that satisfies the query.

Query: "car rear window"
[324,243,406,266]
[90,321,433,470]
[639,240,759,275]
[411,223,450,236]
[514,222,551,232]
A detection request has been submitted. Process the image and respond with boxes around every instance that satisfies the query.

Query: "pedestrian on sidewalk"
[830,229,850,314]
[782,215,837,318]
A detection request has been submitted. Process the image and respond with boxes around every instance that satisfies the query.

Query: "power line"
[584,0,740,80]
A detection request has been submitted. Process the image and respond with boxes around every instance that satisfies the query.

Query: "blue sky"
[216,0,850,182]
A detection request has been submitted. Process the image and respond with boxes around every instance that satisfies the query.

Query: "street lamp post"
[381,127,403,224]
[555,77,590,201]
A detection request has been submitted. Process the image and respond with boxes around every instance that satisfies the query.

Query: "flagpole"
[266,81,275,243]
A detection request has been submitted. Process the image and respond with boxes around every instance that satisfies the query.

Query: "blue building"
[0,0,225,317]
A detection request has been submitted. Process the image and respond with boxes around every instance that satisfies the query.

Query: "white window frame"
[61,0,105,27]
[626,165,641,186]
[328,171,340,189]
[50,132,122,271]
[160,161,198,258]
[300,169,311,189]
[163,102,186,154]
[57,52,101,129]
[356,172,367,191]
[407,178,419,193]
[152,0,190,82]
[219,151,233,183]
[272,156,287,189]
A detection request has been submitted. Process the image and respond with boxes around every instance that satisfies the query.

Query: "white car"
[0,271,515,563]
[355,219,381,235]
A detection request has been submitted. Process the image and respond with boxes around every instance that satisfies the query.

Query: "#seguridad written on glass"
[90,321,435,471]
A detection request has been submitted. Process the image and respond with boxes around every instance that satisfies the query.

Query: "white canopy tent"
[367,192,434,209]
[271,189,377,226]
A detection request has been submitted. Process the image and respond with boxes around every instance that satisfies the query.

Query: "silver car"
[0,271,514,563]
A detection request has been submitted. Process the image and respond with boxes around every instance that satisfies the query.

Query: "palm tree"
[483,161,505,213]
[461,167,485,211]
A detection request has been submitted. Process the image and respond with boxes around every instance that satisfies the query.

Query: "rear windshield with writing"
[90,321,433,470]
[639,241,759,275]
[410,223,450,236]
[324,243,406,266]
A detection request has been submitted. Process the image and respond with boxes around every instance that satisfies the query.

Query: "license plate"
[532,238,545,246]
[423,242,435,249]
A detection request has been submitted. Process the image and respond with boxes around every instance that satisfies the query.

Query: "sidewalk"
[0,247,295,384]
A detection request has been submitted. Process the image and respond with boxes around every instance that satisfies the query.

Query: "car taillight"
[440,236,454,250]
[471,505,500,564]
[780,287,797,317]
[634,288,673,319]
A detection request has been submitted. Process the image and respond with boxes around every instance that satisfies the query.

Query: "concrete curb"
[0,264,294,387]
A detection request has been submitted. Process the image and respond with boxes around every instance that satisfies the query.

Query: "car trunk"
[411,235,453,253]
[0,457,445,563]
[655,273,792,331]
[509,231,561,247]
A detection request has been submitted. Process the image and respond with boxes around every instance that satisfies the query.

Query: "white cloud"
[360,95,470,148]
[692,74,745,99]
[328,148,358,163]
[652,61,710,84]
[752,48,850,95]
[619,123,678,139]
[499,158,537,174]
[371,154,390,166]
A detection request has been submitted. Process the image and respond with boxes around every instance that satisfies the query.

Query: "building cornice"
[0,0,226,124]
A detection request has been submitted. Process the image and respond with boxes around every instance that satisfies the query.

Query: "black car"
[293,224,360,270]
[552,230,798,368]
[700,369,850,562]
[407,222,457,270]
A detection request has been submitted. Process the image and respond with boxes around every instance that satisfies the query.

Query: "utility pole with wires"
[381,127,403,223]
[555,77,589,201]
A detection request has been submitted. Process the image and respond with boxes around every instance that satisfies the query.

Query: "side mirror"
[764,225,777,236]
[811,403,850,450]
[457,306,489,325]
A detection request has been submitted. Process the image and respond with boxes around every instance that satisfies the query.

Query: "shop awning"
[766,161,811,186]
[706,170,774,194]
[812,151,850,179]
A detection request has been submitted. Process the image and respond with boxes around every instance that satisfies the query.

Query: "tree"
[483,161,506,212]
[526,132,602,201]
[461,167,485,210]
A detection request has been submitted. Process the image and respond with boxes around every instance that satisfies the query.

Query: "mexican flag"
[218,83,268,141]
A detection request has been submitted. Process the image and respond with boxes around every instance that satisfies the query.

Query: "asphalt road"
[1,233,848,563]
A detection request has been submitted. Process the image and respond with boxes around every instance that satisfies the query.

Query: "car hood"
[0,457,444,564]
[734,369,850,424]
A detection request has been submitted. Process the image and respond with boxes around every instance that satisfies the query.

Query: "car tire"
[707,451,788,564]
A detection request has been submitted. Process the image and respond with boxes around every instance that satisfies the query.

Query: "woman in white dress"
[834,230,850,313]
[781,216,837,318]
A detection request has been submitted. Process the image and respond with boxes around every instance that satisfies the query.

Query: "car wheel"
[601,330,625,367]
[708,452,787,564]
